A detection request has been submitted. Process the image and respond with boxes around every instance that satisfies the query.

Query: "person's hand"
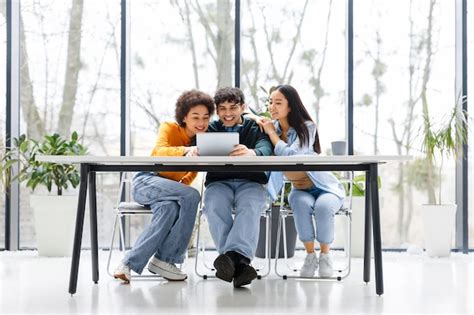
[229,144,256,156]
[260,117,276,135]
[245,112,265,131]
[185,146,199,157]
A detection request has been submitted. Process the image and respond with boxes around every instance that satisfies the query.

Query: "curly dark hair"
[214,87,245,106]
[175,90,215,127]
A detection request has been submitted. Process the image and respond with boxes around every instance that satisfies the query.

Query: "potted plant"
[419,103,468,257]
[2,132,87,256]
[255,182,297,259]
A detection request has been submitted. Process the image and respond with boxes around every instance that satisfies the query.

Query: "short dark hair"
[175,90,215,127]
[214,87,245,106]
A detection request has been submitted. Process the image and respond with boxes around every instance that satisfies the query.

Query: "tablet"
[196,132,239,156]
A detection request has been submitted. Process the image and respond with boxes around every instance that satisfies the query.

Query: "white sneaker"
[300,252,318,277]
[147,256,187,281]
[318,253,334,278]
[114,262,131,283]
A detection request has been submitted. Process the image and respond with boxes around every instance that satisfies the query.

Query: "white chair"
[274,173,353,281]
[106,173,161,279]
[194,189,272,280]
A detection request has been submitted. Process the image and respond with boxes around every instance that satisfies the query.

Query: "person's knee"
[289,192,310,211]
[185,186,201,204]
[314,195,341,217]
[314,205,335,218]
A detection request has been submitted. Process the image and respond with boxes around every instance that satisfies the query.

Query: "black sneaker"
[213,254,235,282]
[233,264,257,288]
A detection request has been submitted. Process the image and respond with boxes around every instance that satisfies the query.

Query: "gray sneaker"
[147,256,187,281]
[318,253,334,278]
[300,252,318,277]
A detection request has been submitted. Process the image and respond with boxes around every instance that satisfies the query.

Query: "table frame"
[67,161,384,296]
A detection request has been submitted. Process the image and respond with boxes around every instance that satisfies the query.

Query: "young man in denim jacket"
[203,87,272,288]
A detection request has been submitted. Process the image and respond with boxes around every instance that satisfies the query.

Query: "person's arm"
[151,122,186,156]
[274,121,317,156]
[243,112,266,132]
[253,128,273,156]
[180,172,198,185]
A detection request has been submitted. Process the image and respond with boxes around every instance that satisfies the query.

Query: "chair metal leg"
[194,209,272,279]
[255,210,271,279]
[108,212,163,280]
[274,212,286,278]
[194,211,215,279]
[275,210,353,281]
[106,214,120,277]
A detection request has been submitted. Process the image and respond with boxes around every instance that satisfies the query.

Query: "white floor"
[0,250,472,314]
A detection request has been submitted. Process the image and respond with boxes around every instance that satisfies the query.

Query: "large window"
[1,1,471,251]
[129,0,235,241]
[0,0,6,249]
[19,1,121,248]
[130,0,235,157]
[354,0,455,247]
[241,0,346,151]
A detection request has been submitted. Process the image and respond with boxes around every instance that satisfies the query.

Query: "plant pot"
[255,205,297,259]
[422,204,457,257]
[350,196,369,258]
[30,195,77,257]
[333,196,374,258]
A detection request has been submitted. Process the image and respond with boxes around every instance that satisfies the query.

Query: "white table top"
[36,155,412,165]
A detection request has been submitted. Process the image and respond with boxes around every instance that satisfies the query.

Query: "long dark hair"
[271,84,321,154]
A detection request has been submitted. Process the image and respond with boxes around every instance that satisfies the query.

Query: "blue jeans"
[124,172,201,274]
[203,180,268,259]
[288,186,343,245]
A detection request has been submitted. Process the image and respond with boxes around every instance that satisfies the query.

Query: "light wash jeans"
[288,186,344,245]
[203,180,268,260]
[124,172,201,274]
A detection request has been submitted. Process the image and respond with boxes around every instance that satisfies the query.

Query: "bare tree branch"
[281,0,309,82]
[173,0,200,89]
[57,0,84,137]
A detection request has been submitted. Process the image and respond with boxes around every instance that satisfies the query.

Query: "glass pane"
[19,1,121,249]
[241,0,346,151]
[129,0,235,243]
[0,0,6,249]
[354,1,455,248]
[130,0,235,156]
[468,0,474,249]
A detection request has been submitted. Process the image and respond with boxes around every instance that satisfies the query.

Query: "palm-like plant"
[421,99,468,205]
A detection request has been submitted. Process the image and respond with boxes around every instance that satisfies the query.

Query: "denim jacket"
[266,120,345,201]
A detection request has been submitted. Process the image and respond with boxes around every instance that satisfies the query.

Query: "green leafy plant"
[248,86,275,118]
[0,132,87,196]
[350,174,382,197]
[421,101,468,205]
[0,147,19,195]
[335,173,381,197]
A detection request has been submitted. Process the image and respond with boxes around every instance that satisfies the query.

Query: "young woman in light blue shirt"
[257,84,345,278]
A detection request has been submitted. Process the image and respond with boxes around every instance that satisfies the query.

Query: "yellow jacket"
[151,121,197,185]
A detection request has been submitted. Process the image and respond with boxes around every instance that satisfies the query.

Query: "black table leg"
[69,163,89,295]
[370,163,384,295]
[363,169,372,283]
[89,171,99,284]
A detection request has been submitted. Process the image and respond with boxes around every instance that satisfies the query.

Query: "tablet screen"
[196,132,239,156]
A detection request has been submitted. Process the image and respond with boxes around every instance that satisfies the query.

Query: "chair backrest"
[339,171,354,211]
[116,172,208,209]
[115,172,135,208]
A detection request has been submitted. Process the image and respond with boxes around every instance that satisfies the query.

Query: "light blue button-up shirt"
[266,120,345,201]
